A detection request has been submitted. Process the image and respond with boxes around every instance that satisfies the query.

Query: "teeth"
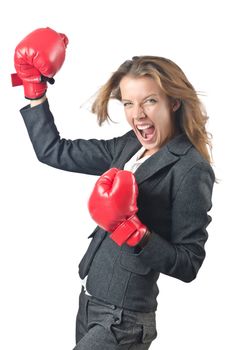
[137,124,153,130]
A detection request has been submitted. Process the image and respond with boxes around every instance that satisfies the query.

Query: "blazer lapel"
[134,133,193,184]
[112,132,193,185]
[112,132,141,169]
[134,146,179,185]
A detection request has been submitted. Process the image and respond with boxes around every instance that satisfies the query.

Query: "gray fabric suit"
[20,100,215,348]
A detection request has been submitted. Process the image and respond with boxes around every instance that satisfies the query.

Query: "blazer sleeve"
[138,161,215,282]
[20,99,118,175]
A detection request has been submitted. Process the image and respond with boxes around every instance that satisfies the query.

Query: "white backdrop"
[0,0,231,349]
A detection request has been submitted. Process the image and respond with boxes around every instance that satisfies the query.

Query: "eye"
[122,101,133,108]
[144,98,157,105]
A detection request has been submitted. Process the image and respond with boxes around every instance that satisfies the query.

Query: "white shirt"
[82,146,151,295]
[124,146,151,173]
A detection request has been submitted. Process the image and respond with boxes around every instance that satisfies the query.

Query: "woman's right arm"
[20,97,117,176]
[30,96,47,107]
[14,28,115,176]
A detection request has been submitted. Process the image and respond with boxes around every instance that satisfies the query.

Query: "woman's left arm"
[138,162,215,282]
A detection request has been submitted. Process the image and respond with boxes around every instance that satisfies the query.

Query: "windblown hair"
[92,56,213,164]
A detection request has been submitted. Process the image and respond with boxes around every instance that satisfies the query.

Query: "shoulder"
[167,134,214,176]
[106,129,139,152]
[167,134,215,198]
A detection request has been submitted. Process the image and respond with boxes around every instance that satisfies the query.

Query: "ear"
[172,99,181,112]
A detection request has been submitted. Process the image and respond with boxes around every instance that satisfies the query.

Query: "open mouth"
[136,124,156,140]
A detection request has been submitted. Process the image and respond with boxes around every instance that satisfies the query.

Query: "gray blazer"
[20,100,215,312]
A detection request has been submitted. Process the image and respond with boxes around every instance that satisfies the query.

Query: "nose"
[135,105,146,120]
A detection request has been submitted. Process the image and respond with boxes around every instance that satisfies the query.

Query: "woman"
[14,28,215,350]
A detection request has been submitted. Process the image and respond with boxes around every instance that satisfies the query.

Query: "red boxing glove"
[12,27,68,99]
[88,168,148,246]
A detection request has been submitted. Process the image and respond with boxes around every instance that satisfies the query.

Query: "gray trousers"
[73,287,157,350]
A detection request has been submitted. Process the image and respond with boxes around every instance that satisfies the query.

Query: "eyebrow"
[121,94,159,102]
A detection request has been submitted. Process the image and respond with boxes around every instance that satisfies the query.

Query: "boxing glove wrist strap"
[109,215,147,246]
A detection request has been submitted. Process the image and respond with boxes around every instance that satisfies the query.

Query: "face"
[120,75,180,154]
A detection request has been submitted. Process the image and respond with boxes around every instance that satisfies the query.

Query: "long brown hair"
[92,56,213,164]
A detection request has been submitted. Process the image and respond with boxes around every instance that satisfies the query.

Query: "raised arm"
[20,99,117,175]
[13,28,117,175]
